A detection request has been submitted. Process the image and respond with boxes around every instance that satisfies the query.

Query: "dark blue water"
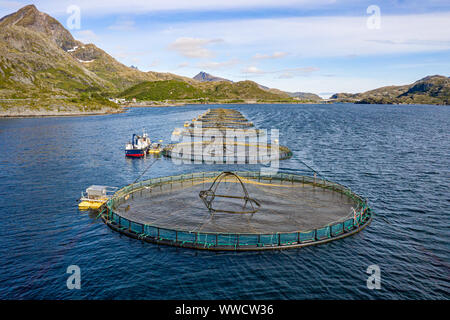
[0,104,449,299]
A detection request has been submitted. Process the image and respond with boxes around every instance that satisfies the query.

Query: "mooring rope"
[133,157,160,184]
[290,156,327,180]
[280,156,354,192]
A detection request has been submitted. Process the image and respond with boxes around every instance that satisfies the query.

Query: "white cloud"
[242,66,319,76]
[278,72,294,79]
[177,62,190,68]
[168,37,223,58]
[197,59,239,69]
[74,30,99,43]
[242,66,264,74]
[161,13,450,58]
[108,18,136,31]
[112,49,152,59]
[253,51,288,60]
[283,67,319,74]
[147,59,159,68]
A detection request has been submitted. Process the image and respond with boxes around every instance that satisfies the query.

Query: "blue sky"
[1,0,450,97]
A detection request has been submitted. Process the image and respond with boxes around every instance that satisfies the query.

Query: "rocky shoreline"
[0,106,124,118]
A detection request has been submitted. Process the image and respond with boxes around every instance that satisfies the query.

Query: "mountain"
[0,4,78,51]
[193,71,232,83]
[0,5,111,97]
[192,71,322,101]
[331,75,450,105]
[192,71,324,101]
[0,5,294,114]
[0,5,195,114]
[288,92,322,101]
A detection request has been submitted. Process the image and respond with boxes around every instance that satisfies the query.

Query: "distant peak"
[0,4,36,24]
[20,4,38,11]
[193,71,232,83]
[1,4,45,27]
[193,71,209,79]
[11,4,40,18]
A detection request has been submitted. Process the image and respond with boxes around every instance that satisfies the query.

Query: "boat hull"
[125,149,146,157]
[78,200,105,210]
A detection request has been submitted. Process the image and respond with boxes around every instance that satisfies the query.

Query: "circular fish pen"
[102,171,372,250]
[163,141,292,163]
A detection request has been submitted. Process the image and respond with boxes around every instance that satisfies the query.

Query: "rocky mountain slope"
[0,5,111,99]
[331,75,449,105]
[0,5,295,113]
[0,4,193,113]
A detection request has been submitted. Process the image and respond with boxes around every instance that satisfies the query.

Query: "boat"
[125,131,151,157]
[148,140,163,154]
[78,185,117,210]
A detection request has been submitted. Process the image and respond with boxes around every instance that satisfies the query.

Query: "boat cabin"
[79,185,118,210]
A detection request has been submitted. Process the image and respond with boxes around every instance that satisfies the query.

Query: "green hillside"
[331,75,450,105]
[206,80,292,101]
[119,80,206,100]
[119,79,295,102]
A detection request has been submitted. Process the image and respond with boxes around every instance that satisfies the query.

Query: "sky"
[1,0,450,97]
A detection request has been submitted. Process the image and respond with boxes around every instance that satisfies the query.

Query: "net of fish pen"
[192,108,255,129]
[177,128,266,138]
[103,171,372,250]
[163,141,292,163]
[193,120,254,129]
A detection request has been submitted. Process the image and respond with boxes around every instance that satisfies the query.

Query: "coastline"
[0,101,320,118]
[125,100,323,108]
[0,108,125,119]
[1,101,447,119]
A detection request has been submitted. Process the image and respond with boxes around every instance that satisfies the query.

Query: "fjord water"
[0,104,448,299]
